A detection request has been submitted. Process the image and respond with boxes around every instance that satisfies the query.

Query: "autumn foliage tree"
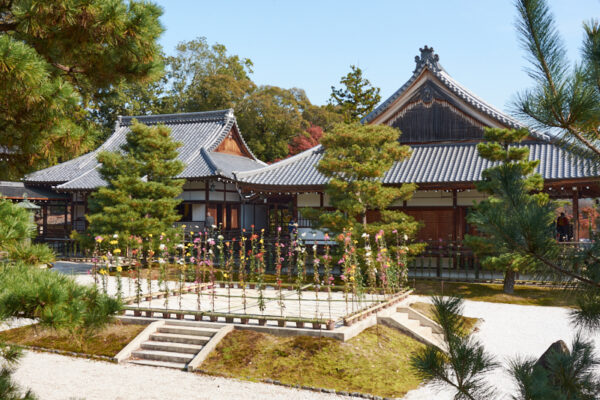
[288,125,323,156]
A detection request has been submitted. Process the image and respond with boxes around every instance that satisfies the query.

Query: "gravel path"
[402,296,600,400]
[8,294,599,400]
[13,351,349,400]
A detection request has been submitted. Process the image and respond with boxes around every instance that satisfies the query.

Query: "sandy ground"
[402,296,600,400]
[12,352,349,400]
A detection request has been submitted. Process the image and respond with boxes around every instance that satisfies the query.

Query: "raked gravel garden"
[5,264,599,400]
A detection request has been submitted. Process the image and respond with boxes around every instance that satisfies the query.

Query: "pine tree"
[514,0,600,159]
[0,199,54,265]
[464,128,551,294]
[0,0,164,179]
[329,65,381,123]
[87,121,184,242]
[312,123,418,240]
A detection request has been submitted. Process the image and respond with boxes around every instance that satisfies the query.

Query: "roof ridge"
[235,145,323,178]
[55,164,102,189]
[118,109,234,126]
[200,148,220,175]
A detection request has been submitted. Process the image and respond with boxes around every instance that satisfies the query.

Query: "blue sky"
[153,0,599,113]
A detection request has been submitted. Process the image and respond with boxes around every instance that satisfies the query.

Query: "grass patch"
[410,301,479,333]
[0,322,145,357]
[202,326,425,398]
[412,280,578,307]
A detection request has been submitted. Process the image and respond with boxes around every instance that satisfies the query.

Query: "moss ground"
[0,322,145,357]
[201,325,425,398]
[412,279,577,307]
[410,301,479,333]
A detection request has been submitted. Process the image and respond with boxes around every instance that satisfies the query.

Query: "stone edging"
[194,369,400,400]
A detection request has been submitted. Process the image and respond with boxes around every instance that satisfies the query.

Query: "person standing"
[556,212,570,242]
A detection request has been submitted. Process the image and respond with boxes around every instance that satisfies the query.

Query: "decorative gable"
[214,125,254,158]
[363,46,549,144]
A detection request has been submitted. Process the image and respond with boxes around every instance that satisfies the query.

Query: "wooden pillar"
[572,188,579,241]
[293,193,298,220]
[319,192,324,208]
[204,180,209,225]
[83,193,89,230]
[70,194,76,232]
[452,190,458,242]
[63,200,69,237]
[42,203,48,238]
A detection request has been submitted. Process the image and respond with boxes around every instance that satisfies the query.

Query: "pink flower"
[277,226,282,232]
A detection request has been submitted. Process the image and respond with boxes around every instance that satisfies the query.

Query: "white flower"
[217,235,224,240]
[403,234,409,241]
[158,258,166,264]
[113,233,118,238]
[361,233,369,238]
[176,243,184,249]
[301,232,306,237]
[312,245,317,251]
[159,243,166,251]
[208,249,213,255]
[211,224,217,229]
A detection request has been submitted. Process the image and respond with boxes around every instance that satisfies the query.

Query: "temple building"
[236,46,600,242]
[10,46,600,251]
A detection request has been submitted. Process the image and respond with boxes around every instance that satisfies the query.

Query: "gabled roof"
[26,109,262,190]
[362,46,550,142]
[237,46,597,189]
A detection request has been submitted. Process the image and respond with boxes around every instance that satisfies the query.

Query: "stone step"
[395,313,421,330]
[165,320,226,329]
[157,325,219,337]
[129,359,187,370]
[141,340,203,354]
[150,332,212,346]
[132,349,195,364]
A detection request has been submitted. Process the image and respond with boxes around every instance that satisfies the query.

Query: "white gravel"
[12,351,349,400]
[7,294,599,400]
[402,296,600,400]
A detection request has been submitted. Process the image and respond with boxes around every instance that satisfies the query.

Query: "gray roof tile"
[27,109,261,190]
[237,142,599,188]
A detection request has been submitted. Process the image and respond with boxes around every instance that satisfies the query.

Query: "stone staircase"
[119,320,230,370]
[379,306,447,352]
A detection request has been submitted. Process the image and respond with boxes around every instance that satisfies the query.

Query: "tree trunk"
[503,269,516,294]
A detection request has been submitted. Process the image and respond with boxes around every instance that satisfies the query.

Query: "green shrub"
[0,265,121,332]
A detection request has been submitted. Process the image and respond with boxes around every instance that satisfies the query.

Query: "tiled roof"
[0,181,68,200]
[362,46,550,141]
[26,109,261,190]
[237,142,598,188]
[178,149,266,180]
[235,146,328,187]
